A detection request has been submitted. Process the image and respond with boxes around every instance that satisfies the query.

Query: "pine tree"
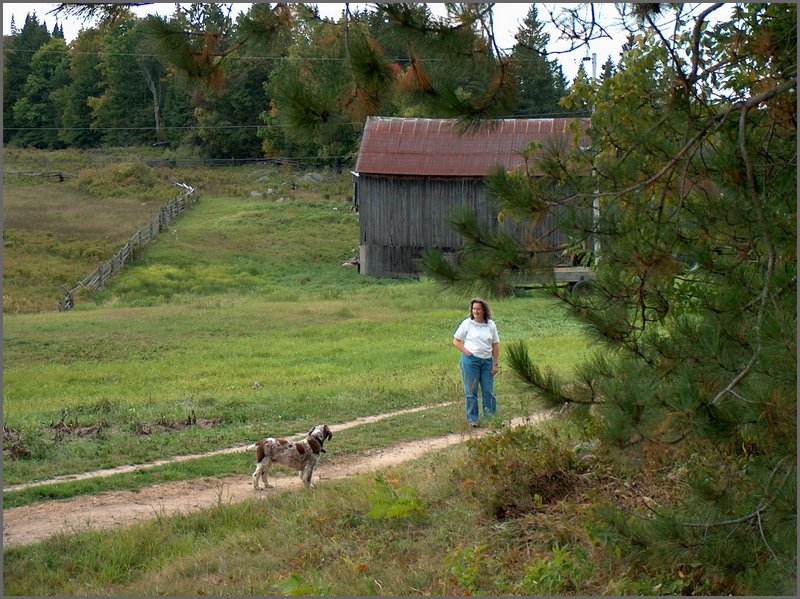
[263,5,370,164]
[509,5,568,117]
[424,4,796,591]
[3,13,51,143]
[12,36,70,148]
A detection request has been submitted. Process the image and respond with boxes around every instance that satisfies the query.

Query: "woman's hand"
[453,338,472,356]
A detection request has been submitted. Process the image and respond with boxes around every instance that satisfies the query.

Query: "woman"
[453,297,500,427]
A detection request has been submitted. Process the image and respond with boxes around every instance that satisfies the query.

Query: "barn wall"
[357,175,573,277]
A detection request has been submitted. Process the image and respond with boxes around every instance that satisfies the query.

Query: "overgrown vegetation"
[3,148,181,312]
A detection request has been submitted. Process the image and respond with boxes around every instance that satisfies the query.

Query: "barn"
[353,116,590,278]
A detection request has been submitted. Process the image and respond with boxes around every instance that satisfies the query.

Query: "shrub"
[515,542,592,595]
[461,426,583,519]
[367,473,427,523]
[77,162,168,199]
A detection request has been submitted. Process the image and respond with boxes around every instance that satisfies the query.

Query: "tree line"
[3,3,585,163]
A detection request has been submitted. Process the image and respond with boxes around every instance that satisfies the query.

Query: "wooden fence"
[144,157,301,168]
[5,170,78,181]
[58,182,197,311]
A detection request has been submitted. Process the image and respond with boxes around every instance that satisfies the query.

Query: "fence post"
[58,287,74,311]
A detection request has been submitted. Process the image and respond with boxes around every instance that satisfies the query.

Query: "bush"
[461,426,583,519]
[77,162,168,198]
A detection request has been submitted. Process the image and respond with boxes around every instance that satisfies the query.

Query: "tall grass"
[3,153,181,313]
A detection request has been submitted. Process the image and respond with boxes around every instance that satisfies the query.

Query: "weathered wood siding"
[357,174,570,277]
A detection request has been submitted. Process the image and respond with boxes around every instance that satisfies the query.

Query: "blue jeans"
[460,354,496,423]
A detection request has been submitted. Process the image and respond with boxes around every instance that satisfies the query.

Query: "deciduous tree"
[58,28,103,147]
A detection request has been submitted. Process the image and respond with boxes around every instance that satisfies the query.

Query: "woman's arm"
[453,337,472,356]
[491,342,499,375]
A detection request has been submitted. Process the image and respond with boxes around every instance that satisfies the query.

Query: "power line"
[5,110,586,133]
[4,47,565,65]
[5,122,364,132]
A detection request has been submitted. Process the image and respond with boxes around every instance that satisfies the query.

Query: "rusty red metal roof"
[355,116,589,177]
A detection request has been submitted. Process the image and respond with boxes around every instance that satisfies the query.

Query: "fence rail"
[144,157,302,168]
[4,170,78,181]
[58,182,197,311]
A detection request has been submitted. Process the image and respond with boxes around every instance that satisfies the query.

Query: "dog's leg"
[252,462,264,490]
[301,465,315,487]
[261,464,274,489]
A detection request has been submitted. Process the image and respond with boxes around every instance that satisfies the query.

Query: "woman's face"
[471,302,485,321]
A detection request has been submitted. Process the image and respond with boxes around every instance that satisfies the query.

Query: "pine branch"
[710,79,796,407]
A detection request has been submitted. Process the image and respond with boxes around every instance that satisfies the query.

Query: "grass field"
[3,150,591,489]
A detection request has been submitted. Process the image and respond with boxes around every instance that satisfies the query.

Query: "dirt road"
[3,410,545,548]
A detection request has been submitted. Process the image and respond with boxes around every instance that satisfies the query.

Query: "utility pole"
[582,51,597,79]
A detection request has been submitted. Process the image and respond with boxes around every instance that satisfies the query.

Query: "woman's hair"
[469,297,492,322]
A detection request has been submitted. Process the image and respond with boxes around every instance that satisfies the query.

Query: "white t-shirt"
[453,318,499,359]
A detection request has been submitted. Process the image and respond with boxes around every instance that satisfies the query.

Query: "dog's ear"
[324,425,332,440]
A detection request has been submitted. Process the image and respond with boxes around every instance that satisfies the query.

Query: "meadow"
[4,149,764,595]
[3,149,590,489]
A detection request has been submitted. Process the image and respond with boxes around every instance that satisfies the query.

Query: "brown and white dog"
[248,424,333,490]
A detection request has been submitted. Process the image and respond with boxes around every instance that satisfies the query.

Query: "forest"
[4,3,578,163]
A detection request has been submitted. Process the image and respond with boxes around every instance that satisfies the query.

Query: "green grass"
[3,286,580,485]
[3,151,590,489]
[2,153,183,313]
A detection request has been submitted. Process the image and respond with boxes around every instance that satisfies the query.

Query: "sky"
[2,2,626,82]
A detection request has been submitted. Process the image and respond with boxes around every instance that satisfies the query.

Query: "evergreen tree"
[424,4,796,591]
[158,69,195,148]
[3,13,51,143]
[509,5,568,116]
[191,53,273,158]
[58,28,104,147]
[169,3,271,157]
[12,37,70,148]
[137,2,292,155]
[600,56,615,80]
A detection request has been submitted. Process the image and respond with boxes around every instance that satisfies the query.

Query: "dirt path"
[3,411,547,549]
